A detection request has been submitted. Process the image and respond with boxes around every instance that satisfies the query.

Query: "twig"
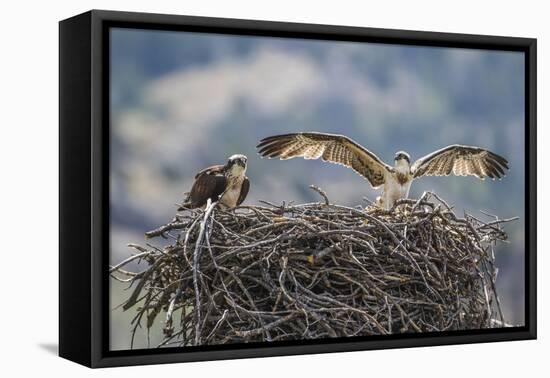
[309,185,330,205]
[192,198,218,345]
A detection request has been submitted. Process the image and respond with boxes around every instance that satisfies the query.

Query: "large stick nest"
[111,188,514,348]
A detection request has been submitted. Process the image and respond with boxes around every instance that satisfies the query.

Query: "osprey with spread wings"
[257,132,509,210]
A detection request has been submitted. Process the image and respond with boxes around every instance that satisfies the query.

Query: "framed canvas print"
[59,10,537,368]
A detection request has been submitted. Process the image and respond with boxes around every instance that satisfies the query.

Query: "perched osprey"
[178,154,250,210]
[256,132,509,209]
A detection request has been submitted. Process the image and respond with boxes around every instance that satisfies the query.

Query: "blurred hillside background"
[109,27,525,350]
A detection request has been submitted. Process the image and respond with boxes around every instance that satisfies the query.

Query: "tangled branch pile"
[111,189,515,348]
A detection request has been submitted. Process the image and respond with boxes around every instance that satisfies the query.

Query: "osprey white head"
[226,154,248,176]
[394,151,411,174]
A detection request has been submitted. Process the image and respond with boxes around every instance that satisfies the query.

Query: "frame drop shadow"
[38,343,58,355]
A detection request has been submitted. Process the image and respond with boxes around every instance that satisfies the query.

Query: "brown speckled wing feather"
[257,132,392,188]
[180,165,227,209]
[411,145,509,180]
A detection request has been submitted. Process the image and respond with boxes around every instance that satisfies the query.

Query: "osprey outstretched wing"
[411,145,509,179]
[256,132,393,188]
[257,132,509,210]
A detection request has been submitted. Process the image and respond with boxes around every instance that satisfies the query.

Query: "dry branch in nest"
[111,188,516,348]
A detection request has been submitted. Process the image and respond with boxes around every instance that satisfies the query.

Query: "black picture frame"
[59,9,537,368]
